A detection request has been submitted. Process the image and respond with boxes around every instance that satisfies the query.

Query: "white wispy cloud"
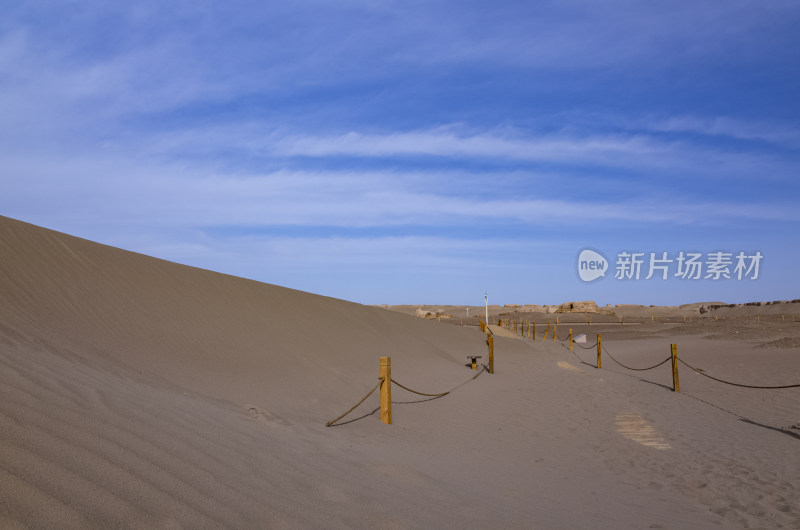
[4,151,798,237]
[644,115,800,148]
[263,127,797,182]
[270,129,660,161]
[144,234,533,271]
[4,0,796,136]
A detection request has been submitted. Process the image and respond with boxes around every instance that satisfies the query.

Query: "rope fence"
[326,364,489,427]
[677,357,800,390]
[328,316,798,428]
[602,346,672,372]
[390,378,451,397]
[325,378,384,427]
[326,322,495,427]
[553,330,800,392]
[489,313,799,327]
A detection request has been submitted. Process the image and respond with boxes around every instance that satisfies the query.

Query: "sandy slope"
[1,215,798,528]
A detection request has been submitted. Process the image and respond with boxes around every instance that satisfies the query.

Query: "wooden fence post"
[569,329,573,351]
[670,344,679,392]
[487,334,494,374]
[597,334,602,369]
[544,321,550,341]
[553,324,557,342]
[380,357,392,424]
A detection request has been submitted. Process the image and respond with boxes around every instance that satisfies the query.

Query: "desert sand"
[1,215,798,529]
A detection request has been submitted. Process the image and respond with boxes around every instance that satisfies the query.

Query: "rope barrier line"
[546,331,800,390]
[393,364,489,396]
[451,364,488,390]
[390,378,450,397]
[602,345,672,372]
[677,358,800,389]
[577,342,598,350]
[555,336,572,350]
[325,378,384,427]
[567,343,593,366]
[326,364,489,427]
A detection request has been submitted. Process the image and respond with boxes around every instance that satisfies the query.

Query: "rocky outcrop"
[559,301,598,313]
[414,307,449,318]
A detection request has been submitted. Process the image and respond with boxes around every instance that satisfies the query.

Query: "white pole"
[485,293,488,327]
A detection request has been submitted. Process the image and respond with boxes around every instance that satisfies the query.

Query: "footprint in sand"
[245,405,291,427]
[556,361,583,374]
[615,413,671,450]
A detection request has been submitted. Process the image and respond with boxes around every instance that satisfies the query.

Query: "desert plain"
[1,215,798,529]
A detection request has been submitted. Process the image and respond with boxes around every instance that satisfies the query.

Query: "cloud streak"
[4,151,798,236]
[271,129,660,161]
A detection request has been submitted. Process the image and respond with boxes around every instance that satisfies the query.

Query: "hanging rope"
[449,364,488,391]
[325,364,489,427]
[390,379,450,397]
[325,378,384,427]
[392,364,488,397]
[567,344,593,366]
[678,358,800,389]
[603,346,672,371]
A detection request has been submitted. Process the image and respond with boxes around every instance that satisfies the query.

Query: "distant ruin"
[414,307,452,319]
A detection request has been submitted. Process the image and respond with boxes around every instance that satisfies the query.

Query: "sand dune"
[1,215,798,528]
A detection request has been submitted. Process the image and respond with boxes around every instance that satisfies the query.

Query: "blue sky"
[2,0,799,305]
